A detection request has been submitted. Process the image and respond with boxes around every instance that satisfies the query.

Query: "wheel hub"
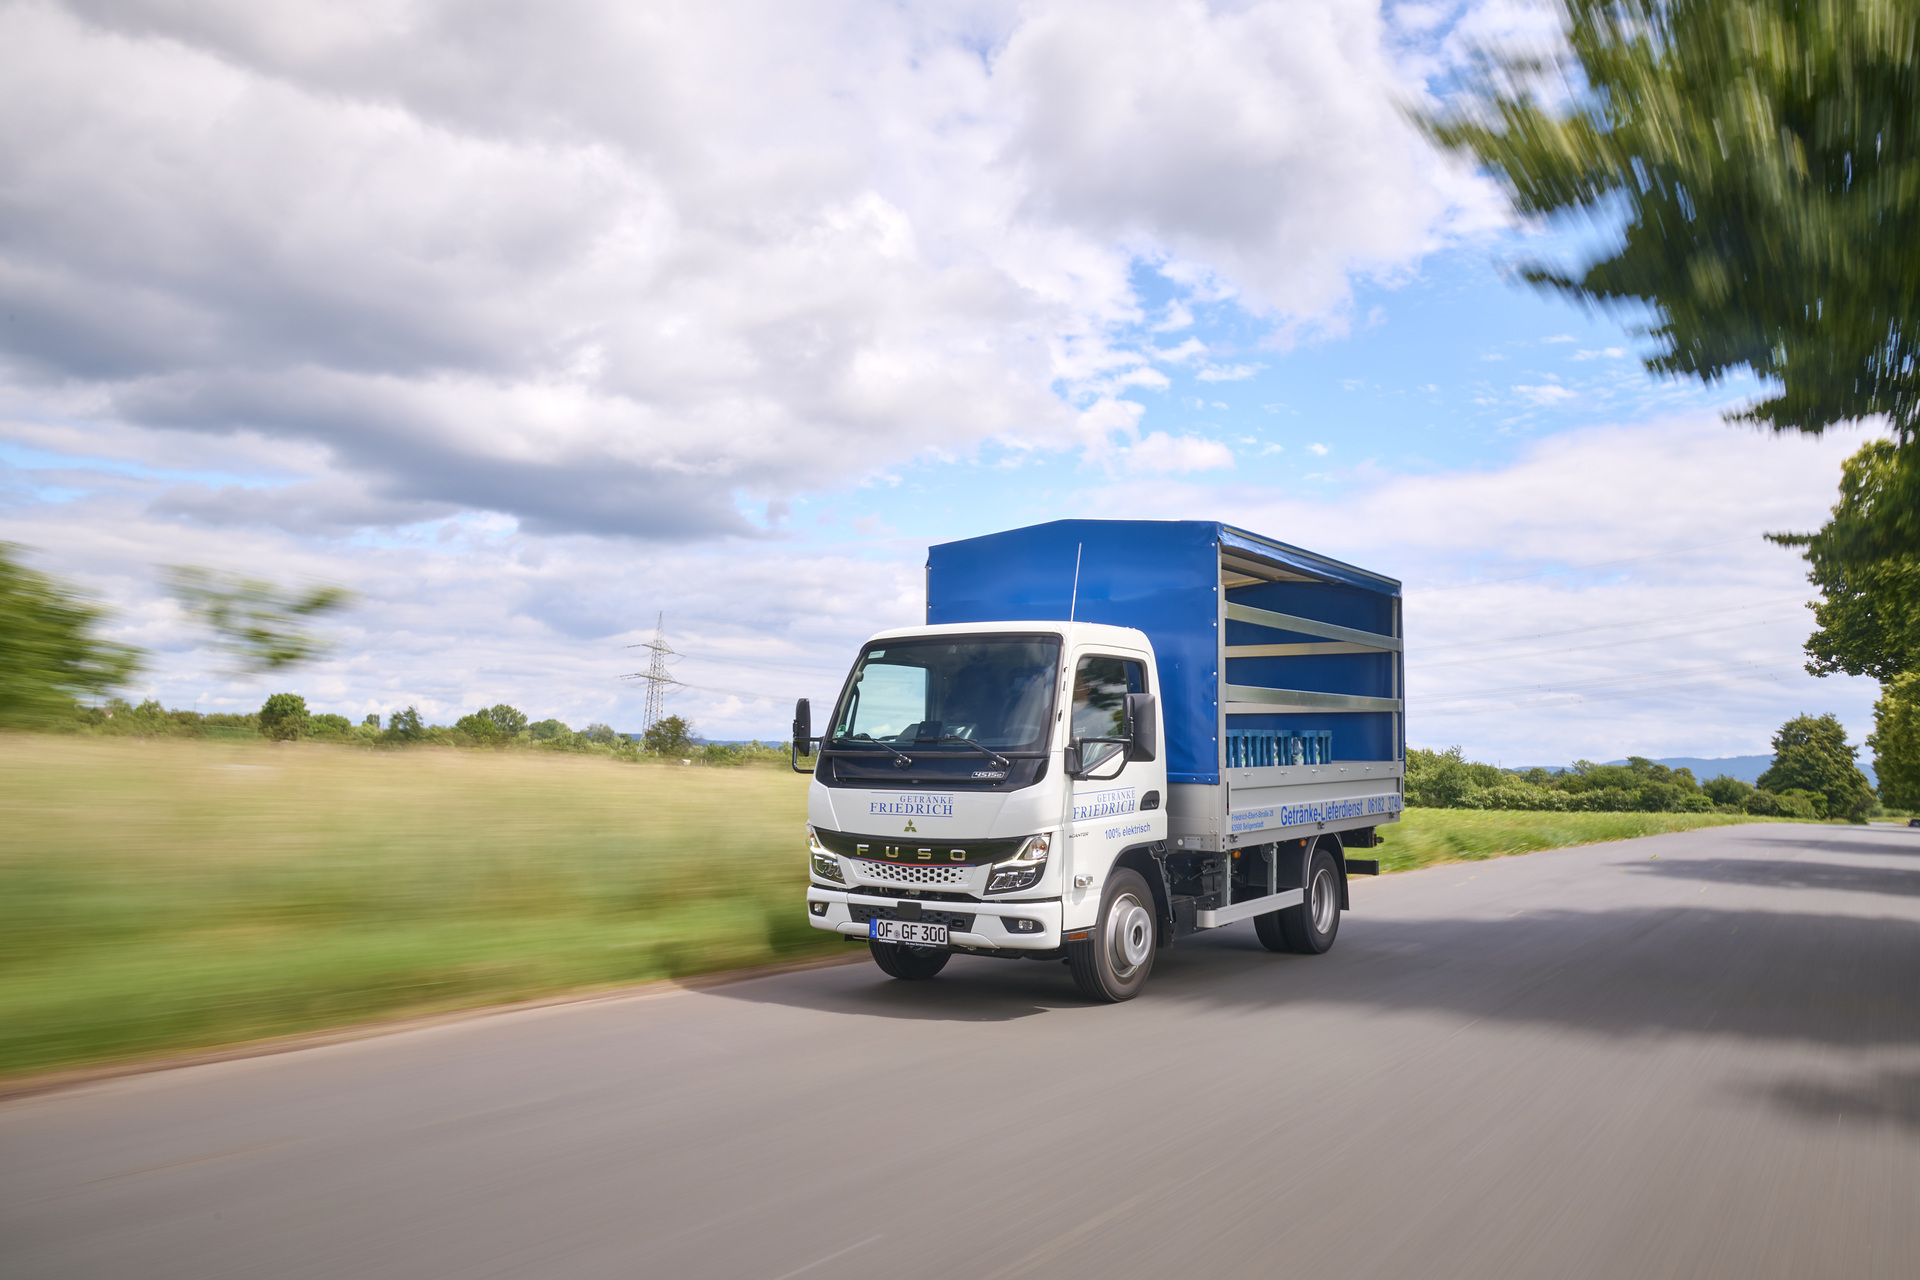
[1311,867,1336,933]
[1108,893,1153,974]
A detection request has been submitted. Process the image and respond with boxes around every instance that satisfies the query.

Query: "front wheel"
[869,940,951,980]
[1067,869,1157,1002]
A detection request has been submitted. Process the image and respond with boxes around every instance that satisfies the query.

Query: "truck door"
[1067,653,1168,889]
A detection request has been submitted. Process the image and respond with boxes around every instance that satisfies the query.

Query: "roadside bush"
[258,693,309,741]
[309,713,353,740]
[454,711,501,744]
[1702,775,1754,807]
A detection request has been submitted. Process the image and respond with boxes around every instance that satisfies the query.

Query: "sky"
[0,0,1887,765]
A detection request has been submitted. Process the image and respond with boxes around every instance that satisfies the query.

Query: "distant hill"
[1514,755,1879,789]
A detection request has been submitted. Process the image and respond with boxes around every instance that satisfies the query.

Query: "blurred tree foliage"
[1428,0,1920,745]
[1868,674,1920,809]
[1756,712,1877,821]
[0,543,143,728]
[165,567,356,676]
[1426,0,1920,449]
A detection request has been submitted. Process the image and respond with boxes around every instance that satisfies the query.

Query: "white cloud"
[1515,383,1577,406]
[1197,363,1262,382]
[1572,347,1628,361]
[1307,442,1331,456]
[0,0,1497,540]
[1122,432,1236,474]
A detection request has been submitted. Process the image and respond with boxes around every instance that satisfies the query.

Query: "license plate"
[869,918,948,947]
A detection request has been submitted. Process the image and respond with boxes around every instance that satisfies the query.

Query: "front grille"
[848,903,977,931]
[814,828,1025,866]
[852,859,970,886]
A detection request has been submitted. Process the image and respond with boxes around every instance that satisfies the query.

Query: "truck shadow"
[1621,855,1920,896]
[718,948,1084,1021]
[1743,1067,1920,1132]
[1148,902,1920,1051]
[727,892,1920,1036]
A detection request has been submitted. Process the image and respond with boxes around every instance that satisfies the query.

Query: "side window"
[1071,655,1146,770]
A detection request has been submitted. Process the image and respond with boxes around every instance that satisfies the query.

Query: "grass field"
[1375,807,1782,871]
[0,737,1793,1079]
[0,737,837,1079]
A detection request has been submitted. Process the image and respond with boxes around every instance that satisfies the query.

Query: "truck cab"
[798,519,1403,1001]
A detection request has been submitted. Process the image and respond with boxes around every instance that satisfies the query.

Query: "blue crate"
[1225,728,1332,769]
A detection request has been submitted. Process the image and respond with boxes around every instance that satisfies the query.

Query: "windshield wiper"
[831,737,914,768]
[937,735,1012,768]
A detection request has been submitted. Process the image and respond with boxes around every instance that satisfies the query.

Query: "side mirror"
[1063,742,1084,778]
[1123,693,1158,762]
[790,698,814,773]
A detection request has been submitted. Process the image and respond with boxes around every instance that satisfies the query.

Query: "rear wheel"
[1066,869,1157,1002]
[1258,843,1342,954]
[869,940,951,979]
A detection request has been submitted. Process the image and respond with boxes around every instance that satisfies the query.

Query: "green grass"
[0,736,836,1079]
[1376,807,1790,871]
[0,737,1807,1080]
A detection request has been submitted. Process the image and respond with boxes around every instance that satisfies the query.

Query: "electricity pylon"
[633,612,676,733]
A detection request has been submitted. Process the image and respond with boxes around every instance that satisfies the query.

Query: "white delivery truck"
[793,519,1403,1001]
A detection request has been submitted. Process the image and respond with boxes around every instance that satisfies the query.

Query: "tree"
[165,567,356,675]
[1757,713,1877,822]
[583,722,620,747]
[1869,673,1920,810]
[383,706,426,743]
[1701,774,1754,807]
[486,704,528,737]
[1775,440,1920,679]
[641,716,692,755]
[1428,0,1920,686]
[1426,0,1920,445]
[362,713,381,728]
[258,693,309,741]
[0,544,144,727]
[528,718,571,742]
[454,711,501,743]
[309,713,353,739]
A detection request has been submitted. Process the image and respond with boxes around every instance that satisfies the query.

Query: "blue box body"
[925,520,1402,786]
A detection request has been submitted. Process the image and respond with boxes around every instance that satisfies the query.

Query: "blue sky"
[0,0,1884,767]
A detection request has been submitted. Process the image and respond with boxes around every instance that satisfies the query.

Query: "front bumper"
[805,885,1063,951]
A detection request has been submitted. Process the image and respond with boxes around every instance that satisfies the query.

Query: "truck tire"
[869,940,952,980]
[1265,842,1341,954]
[1066,869,1156,1002]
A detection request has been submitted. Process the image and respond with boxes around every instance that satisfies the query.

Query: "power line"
[1414,656,1803,707]
[1416,611,1805,670]
[1417,595,1807,653]
[1414,535,1763,594]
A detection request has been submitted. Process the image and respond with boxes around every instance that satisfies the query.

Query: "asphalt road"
[7,822,1920,1280]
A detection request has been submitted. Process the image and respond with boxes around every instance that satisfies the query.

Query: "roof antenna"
[1068,542,1083,625]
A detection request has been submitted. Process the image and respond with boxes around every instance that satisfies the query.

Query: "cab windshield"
[830,635,1059,754]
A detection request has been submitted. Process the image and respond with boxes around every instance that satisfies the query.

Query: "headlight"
[985,832,1049,895]
[807,825,844,883]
